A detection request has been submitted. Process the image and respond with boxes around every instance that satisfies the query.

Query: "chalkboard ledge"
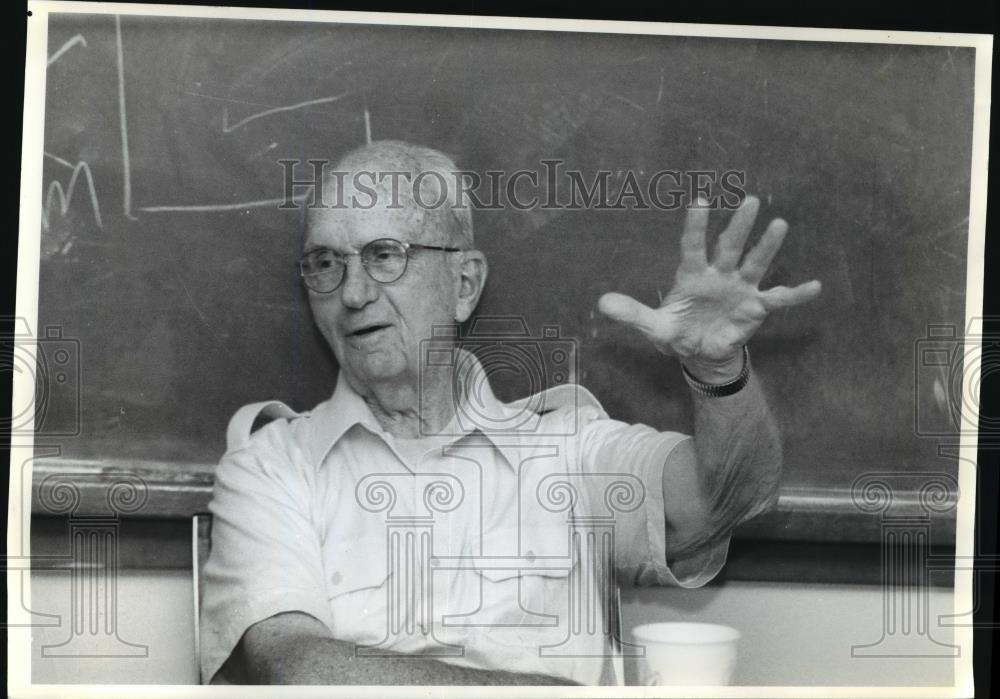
[29,456,957,546]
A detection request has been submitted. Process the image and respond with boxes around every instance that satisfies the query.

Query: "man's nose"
[339,255,378,309]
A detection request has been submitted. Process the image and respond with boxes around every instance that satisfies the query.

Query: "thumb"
[597,292,660,336]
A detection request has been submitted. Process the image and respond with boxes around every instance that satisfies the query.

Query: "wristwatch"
[682,345,751,397]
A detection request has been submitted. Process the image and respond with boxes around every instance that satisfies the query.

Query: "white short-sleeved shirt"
[200,352,730,685]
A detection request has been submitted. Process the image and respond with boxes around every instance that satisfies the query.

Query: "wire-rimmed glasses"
[299,237,464,293]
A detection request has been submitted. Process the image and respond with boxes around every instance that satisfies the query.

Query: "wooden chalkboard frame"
[29,456,957,546]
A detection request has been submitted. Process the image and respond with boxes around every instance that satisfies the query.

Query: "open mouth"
[349,324,391,338]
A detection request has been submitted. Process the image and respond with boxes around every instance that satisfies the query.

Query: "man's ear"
[454,250,487,323]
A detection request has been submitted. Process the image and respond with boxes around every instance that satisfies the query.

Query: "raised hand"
[598,196,821,380]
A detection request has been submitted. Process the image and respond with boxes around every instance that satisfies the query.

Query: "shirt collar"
[305,350,531,470]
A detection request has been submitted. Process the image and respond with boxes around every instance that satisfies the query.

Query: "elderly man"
[200,140,821,685]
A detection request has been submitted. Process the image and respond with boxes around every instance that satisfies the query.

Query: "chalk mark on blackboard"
[606,91,645,112]
[115,16,138,221]
[691,118,727,155]
[420,46,455,100]
[941,49,956,71]
[931,216,969,242]
[234,31,332,90]
[363,105,372,145]
[48,34,87,66]
[931,245,964,263]
[249,142,279,160]
[877,47,902,75]
[222,92,353,133]
[656,69,664,106]
[176,275,212,329]
[42,154,103,230]
[182,91,276,109]
[248,300,298,312]
[138,194,307,214]
[44,152,76,169]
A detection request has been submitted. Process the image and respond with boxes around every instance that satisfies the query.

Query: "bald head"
[309,140,474,249]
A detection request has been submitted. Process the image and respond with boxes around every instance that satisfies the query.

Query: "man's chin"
[340,351,409,387]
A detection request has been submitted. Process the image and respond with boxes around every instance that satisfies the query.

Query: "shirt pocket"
[323,533,390,600]
[470,526,575,625]
[475,567,572,622]
[467,565,575,656]
[323,528,447,600]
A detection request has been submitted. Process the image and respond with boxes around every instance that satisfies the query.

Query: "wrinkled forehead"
[305,201,437,251]
[304,159,454,251]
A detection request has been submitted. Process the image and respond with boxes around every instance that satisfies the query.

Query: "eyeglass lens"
[300,238,410,292]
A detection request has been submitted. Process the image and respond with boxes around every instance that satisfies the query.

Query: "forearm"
[258,639,570,685]
[665,358,782,558]
[242,614,575,686]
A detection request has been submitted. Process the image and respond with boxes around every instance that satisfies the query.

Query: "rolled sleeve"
[577,410,730,589]
[199,433,333,683]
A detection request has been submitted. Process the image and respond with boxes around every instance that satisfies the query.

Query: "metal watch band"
[681,345,751,397]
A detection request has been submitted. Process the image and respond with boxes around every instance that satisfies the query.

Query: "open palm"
[598,196,821,366]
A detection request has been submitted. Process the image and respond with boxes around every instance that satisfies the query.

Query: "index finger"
[679,197,710,273]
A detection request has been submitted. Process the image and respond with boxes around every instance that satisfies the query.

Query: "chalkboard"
[35,13,975,488]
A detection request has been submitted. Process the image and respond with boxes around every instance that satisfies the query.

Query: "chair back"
[192,513,213,683]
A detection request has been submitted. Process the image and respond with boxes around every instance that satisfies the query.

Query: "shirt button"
[331,570,342,585]
[525,550,536,563]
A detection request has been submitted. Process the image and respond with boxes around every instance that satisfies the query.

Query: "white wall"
[30,570,199,685]
[28,571,957,686]
[620,581,956,686]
